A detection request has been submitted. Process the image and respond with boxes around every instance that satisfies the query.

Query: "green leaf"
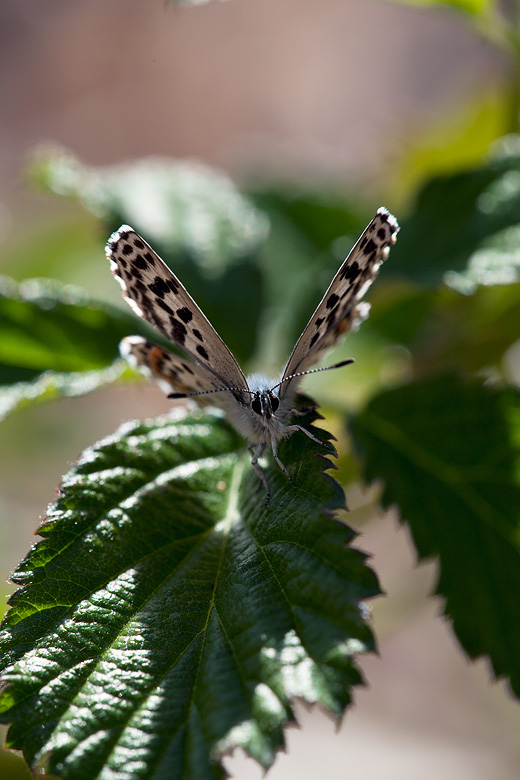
[390,136,520,289]
[0,740,31,780]
[0,276,151,421]
[365,282,520,377]
[248,186,380,365]
[0,361,132,423]
[32,148,268,364]
[33,148,268,273]
[0,406,379,779]
[250,185,368,255]
[395,89,510,204]
[352,376,520,697]
[385,0,494,17]
[0,276,143,379]
[411,284,520,376]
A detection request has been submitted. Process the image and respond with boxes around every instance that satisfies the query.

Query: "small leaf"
[352,376,520,697]
[0,361,132,423]
[0,276,142,378]
[0,406,379,779]
[390,136,520,289]
[385,0,494,16]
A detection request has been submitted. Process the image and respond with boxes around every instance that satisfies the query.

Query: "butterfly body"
[107,207,399,501]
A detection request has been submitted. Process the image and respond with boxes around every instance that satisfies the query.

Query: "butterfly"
[106,207,399,503]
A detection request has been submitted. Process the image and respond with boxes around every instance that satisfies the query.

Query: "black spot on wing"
[340,260,361,282]
[148,275,180,298]
[196,345,209,360]
[122,243,133,256]
[134,279,147,295]
[156,299,174,315]
[177,307,193,323]
[326,309,338,325]
[169,317,187,345]
[148,276,170,298]
[133,254,148,270]
[192,329,204,342]
[363,238,377,256]
[326,293,339,309]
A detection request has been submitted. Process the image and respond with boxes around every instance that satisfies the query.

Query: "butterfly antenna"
[168,386,251,400]
[168,359,354,399]
[270,358,354,392]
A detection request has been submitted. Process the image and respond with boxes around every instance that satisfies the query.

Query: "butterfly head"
[251,389,280,420]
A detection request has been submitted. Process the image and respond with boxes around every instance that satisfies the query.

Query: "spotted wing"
[107,225,248,399]
[280,208,399,392]
[121,336,225,404]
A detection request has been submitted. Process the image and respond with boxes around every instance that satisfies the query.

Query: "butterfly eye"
[251,396,262,415]
[270,395,279,413]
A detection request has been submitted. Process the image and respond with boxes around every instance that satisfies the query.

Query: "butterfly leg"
[270,425,326,489]
[284,424,323,446]
[249,443,271,505]
[271,438,294,486]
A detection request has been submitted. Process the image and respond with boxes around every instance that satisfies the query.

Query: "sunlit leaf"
[0,406,380,779]
[390,136,520,290]
[32,146,268,363]
[0,361,132,423]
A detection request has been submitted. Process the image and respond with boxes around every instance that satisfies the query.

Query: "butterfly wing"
[121,336,226,403]
[280,208,399,395]
[107,225,249,401]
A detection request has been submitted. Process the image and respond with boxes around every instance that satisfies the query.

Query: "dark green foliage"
[0,408,378,779]
[3,92,520,777]
[0,276,141,379]
[33,150,268,366]
[390,137,520,290]
[352,376,520,696]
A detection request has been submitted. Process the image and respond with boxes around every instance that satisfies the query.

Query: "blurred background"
[1,1,520,778]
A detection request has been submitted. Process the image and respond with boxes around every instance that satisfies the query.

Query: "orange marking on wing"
[149,346,167,373]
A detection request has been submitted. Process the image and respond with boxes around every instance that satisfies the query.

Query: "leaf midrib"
[360,409,518,549]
